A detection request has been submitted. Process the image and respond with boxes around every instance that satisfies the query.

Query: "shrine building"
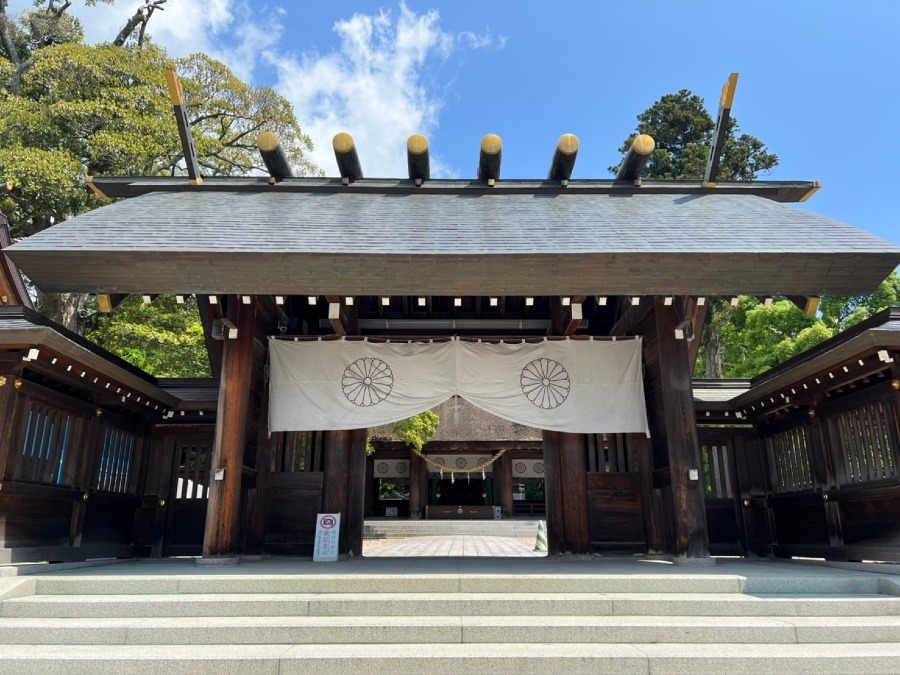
[0,73,899,564]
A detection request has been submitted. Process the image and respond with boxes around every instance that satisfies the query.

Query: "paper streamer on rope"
[268,338,649,435]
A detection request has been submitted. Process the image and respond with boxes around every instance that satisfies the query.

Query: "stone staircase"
[364,517,541,539]
[1,560,899,673]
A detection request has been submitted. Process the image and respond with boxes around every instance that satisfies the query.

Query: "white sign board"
[313,513,341,562]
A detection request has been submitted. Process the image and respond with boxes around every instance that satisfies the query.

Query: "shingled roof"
[7,182,899,296]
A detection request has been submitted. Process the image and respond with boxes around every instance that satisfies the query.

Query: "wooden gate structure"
[1,76,900,563]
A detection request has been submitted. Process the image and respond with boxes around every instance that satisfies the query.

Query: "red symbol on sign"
[320,515,337,529]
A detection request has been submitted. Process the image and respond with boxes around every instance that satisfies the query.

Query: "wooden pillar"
[498,452,514,518]
[633,432,666,552]
[543,431,564,554]
[654,298,710,558]
[321,428,367,556]
[542,430,590,553]
[346,428,367,556]
[409,449,422,519]
[0,357,22,480]
[417,454,428,515]
[150,436,177,558]
[364,457,375,517]
[243,380,273,554]
[806,405,843,547]
[202,297,256,558]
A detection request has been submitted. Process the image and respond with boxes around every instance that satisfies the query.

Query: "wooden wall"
[586,472,644,552]
[0,369,160,564]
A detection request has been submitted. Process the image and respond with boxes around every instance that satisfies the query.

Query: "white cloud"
[7,0,274,81]
[270,3,503,177]
[7,1,505,177]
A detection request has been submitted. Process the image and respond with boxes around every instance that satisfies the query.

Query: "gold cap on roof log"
[407,134,430,181]
[548,133,580,182]
[478,134,502,182]
[616,134,656,181]
[333,132,363,182]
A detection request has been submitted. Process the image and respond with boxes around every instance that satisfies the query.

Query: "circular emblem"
[376,462,389,474]
[477,457,488,465]
[521,358,570,409]
[515,461,527,474]
[396,461,408,474]
[534,462,545,474]
[342,358,393,407]
[435,457,446,465]
[455,457,468,469]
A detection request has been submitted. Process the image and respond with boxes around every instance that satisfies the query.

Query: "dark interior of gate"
[2,94,900,563]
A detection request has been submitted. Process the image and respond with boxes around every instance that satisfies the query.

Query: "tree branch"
[112,0,166,47]
[0,1,21,69]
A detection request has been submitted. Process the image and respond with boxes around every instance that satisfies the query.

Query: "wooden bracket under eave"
[798,181,821,202]
[85,176,108,199]
[787,295,821,316]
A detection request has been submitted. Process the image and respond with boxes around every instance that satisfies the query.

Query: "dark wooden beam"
[478,134,502,183]
[407,134,430,182]
[704,73,739,187]
[0,217,32,309]
[333,133,363,183]
[84,175,826,203]
[498,451,514,518]
[541,430,564,555]
[408,449,422,519]
[547,134,579,182]
[321,428,368,556]
[201,296,256,558]
[653,297,710,558]
[257,131,294,181]
[325,296,358,336]
[548,295,587,336]
[543,430,590,553]
[633,432,667,553]
[616,135,655,181]
[687,297,708,372]
[197,295,223,379]
[787,295,821,317]
[164,69,203,185]
[610,296,653,336]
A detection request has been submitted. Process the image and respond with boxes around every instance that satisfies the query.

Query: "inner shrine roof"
[7,185,899,296]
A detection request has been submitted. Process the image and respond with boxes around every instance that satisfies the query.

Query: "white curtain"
[268,337,649,435]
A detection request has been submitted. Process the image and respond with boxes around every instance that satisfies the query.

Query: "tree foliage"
[610,89,779,180]
[0,2,319,376]
[86,294,211,377]
[691,271,900,379]
[393,411,441,454]
[616,87,897,380]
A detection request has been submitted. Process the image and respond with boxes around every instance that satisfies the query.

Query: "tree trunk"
[704,303,723,378]
[36,291,92,334]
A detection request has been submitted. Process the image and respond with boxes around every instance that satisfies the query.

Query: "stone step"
[28,572,890,596]
[4,592,899,618]
[364,519,540,538]
[1,641,899,674]
[30,573,748,595]
[0,614,898,645]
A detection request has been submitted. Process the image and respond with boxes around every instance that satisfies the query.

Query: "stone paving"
[364,534,545,557]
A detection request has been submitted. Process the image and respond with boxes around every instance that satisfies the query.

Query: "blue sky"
[11,0,900,245]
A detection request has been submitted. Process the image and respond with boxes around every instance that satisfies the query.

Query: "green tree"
[820,271,900,332]
[613,87,779,378]
[0,2,318,375]
[609,89,779,180]
[393,411,441,454]
[86,294,211,377]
